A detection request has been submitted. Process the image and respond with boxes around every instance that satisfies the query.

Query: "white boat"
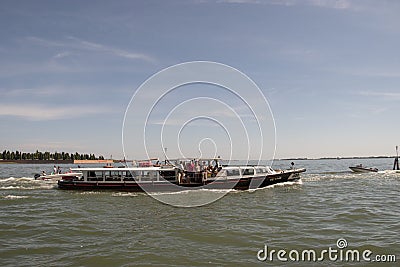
[349,164,378,173]
[34,172,82,181]
[57,159,306,192]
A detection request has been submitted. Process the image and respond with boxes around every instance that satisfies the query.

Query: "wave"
[0,177,35,182]
[0,177,56,190]
[247,179,303,192]
[1,194,29,199]
[111,192,140,197]
[378,169,400,174]
[147,188,235,197]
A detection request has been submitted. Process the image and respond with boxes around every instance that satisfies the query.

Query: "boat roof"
[71,165,271,172]
[221,165,269,169]
[71,167,176,172]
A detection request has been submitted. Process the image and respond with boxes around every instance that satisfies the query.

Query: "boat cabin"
[71,167,178,183]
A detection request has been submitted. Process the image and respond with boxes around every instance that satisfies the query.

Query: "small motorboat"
[34,172,82,181]
[349,164,378,173]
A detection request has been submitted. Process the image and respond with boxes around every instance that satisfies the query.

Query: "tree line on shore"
[0,150,105,161]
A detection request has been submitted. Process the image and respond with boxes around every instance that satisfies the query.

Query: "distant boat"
[349,164,378,173]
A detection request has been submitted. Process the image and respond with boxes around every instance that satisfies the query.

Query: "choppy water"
[0,159,399,266]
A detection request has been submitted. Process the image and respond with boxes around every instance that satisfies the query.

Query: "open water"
[0,158,399,266]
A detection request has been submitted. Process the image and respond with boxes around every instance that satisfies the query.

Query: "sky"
[1,0,400,160]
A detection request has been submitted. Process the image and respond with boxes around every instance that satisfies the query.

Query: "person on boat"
[291,162,295,170]
[53,165,57,174]
[41,171,46,176]
[207,164,213,175]
[177,161,185,184]
[178,161,184,171]
[191,160,195,172]
[57,166,61,174]
[202,165,208,184]
[187,161,194,172]
[195,161,200,172]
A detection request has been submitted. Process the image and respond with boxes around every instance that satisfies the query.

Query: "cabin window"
[131,171,140,178]
[123,171,134,181]
[95,171,104,178]
[242,169,254,175]
[129,170,154,181]
[256,168,267,174]
[111,171,121,177]
[226,169,240,176]
[104,171,111,179]
[87,171,104,181]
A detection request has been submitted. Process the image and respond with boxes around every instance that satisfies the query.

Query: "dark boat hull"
[57,169,305,192]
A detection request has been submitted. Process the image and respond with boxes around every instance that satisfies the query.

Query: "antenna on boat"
[394,146,399,170]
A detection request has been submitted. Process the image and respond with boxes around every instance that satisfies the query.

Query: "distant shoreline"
[0,159,113,164]
[0,157,396,164]
[277,156,396,161]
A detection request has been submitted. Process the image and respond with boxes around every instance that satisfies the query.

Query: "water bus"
[57,159,306,192]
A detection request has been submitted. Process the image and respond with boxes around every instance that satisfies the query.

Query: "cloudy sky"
[1,0,399,160]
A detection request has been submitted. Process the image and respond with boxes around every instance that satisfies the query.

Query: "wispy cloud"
[53,51,73,59]
[307,0,351,9]
[0,85,131,98]
[0,87,63,97]
[216,0,261,4]
[217,0,352,9]
[26,36,155,63]
[0,104,113,120]
[358,91,400,100]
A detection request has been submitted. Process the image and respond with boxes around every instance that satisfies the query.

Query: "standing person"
[53,165,57,175]
[202,164,208,184]
[57,166,61,174]
[195,161,200,172]
[178,161,185,171]
[190,160,195,172]
[291,162,295,170]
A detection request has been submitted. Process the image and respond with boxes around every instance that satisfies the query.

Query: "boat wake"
[148,188,236,196]
[0,177,56,190]
[248,179,303,192]
[378,170,400,174]
[1,194,29,199]
[110,188,238,198]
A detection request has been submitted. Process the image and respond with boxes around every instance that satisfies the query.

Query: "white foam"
[0,186,20,190]
[111,192,139,197]
[379,170,400,174]
[148,188,235,196]
[248,179,302,192]
[79,191,102,195]
[0,177,37,183]
[2,195,29,199]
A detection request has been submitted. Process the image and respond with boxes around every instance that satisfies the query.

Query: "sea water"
[0,159,399,266]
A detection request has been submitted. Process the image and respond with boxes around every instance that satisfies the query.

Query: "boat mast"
[394,146,399,170]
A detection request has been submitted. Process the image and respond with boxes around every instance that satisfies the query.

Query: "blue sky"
[1,0,399,160]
